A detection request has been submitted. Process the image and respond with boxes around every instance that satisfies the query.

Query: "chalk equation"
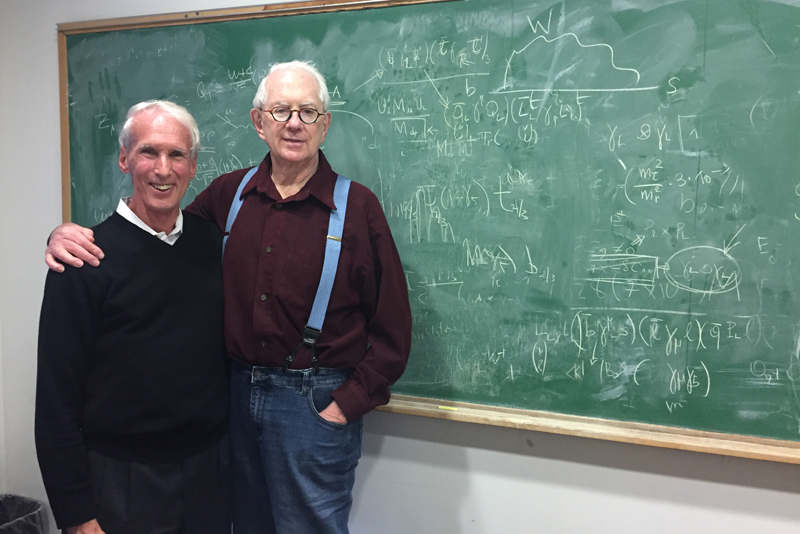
[66,0,800,439]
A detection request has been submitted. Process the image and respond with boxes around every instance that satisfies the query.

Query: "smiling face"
[118,110,196,233]
[250,68,331,172]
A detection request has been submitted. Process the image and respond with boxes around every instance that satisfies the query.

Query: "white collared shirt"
[116,197,183,245]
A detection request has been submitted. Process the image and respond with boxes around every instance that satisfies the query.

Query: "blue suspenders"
[222,166,259,256]
[223,167,352,373]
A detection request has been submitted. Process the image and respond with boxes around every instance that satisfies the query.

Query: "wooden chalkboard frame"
[56,0,800,464]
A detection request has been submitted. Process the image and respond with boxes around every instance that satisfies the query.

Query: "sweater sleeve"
[35,266,104,529]
[331,192,412,421]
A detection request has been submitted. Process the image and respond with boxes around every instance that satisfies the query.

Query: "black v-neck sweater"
[35,212,228,528]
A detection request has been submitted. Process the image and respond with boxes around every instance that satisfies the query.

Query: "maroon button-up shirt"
[186,151,411,421]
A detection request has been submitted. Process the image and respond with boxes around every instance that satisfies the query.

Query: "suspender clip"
[302,326,321,346]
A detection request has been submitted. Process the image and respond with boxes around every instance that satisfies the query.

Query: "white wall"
[2,0,800,532]
[0,315,5,494]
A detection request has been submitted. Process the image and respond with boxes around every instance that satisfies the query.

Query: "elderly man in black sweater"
[35,101,230,534]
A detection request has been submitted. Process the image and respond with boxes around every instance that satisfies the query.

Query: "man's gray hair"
[118,100,201,157]
[252,61,330,112]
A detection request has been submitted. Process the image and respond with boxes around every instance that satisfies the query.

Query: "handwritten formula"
[66,0,800,440]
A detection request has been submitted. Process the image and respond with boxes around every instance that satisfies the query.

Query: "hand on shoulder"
[45,222,104,272]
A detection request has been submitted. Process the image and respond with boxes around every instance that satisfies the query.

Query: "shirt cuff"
[331,379,380,422]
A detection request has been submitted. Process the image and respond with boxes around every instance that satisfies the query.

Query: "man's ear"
[118,145,130,174]
[250,108,267,142]
[320,112,332,143]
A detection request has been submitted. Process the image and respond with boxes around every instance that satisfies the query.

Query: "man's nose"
[286,110,304,127]
[154,153,172,175]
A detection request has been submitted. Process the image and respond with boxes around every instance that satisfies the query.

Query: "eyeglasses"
[262,106,323,124]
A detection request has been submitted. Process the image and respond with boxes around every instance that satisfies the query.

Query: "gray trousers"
[70,435,231,534]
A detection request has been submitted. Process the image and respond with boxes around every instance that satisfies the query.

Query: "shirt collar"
[116,197,183,245]
[245,150,338,210]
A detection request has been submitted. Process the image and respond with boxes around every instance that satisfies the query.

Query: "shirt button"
[261,341,267,348]
[265,246,272,253]
[275,203,283,210]
[260,294,267,302]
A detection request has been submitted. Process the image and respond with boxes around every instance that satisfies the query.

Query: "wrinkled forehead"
[265,69,322,106]
[130,111,193,149]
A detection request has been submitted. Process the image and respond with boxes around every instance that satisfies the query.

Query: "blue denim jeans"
[229,361,362,534]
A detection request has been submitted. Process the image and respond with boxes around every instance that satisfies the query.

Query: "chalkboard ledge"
[377,395,800,464]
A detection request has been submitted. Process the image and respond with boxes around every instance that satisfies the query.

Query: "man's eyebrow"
[135,144,189,155]
[272,101,319,108]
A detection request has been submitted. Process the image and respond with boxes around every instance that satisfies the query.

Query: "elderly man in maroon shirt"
[45,61,412,534]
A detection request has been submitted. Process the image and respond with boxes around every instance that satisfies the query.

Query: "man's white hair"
[118,100,201,157]
[252,61,330,112]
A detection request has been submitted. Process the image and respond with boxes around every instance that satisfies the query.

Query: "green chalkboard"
[60,0,800,452]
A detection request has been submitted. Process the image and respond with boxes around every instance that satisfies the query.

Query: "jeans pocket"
[308,384,348,428]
